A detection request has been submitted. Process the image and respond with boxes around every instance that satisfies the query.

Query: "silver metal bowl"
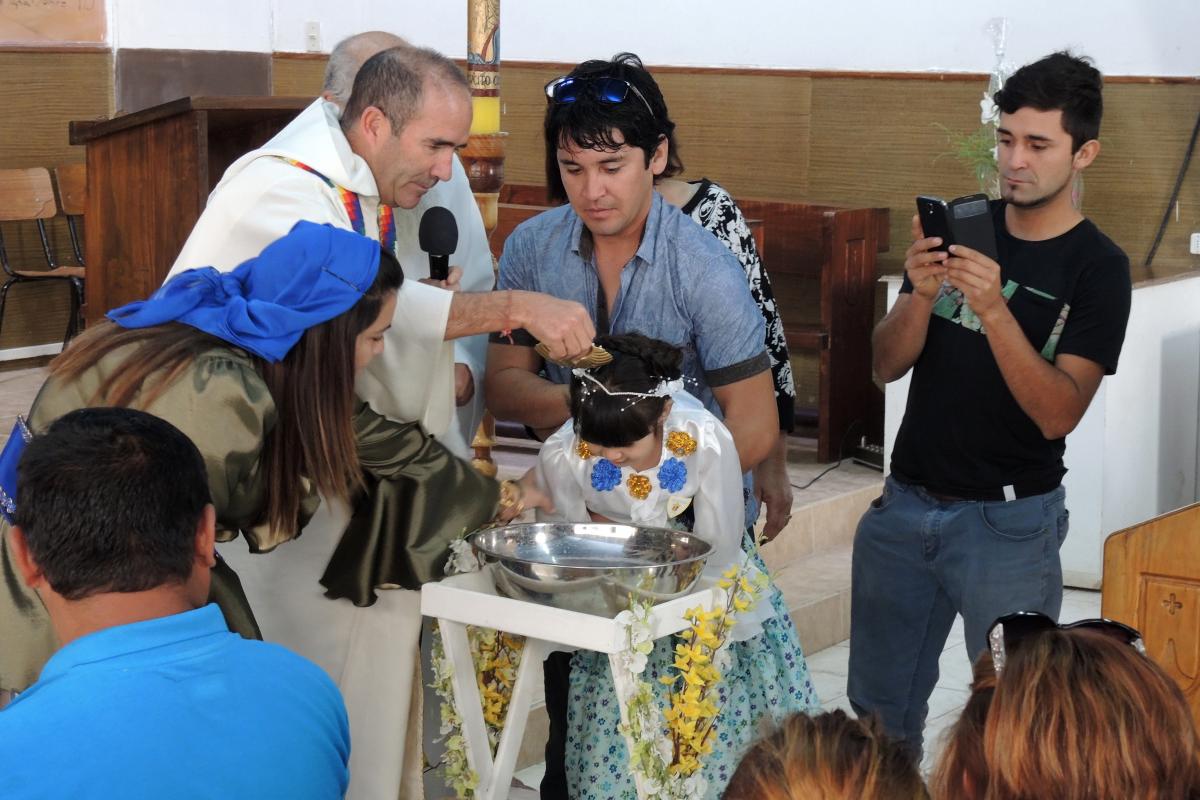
[468,522,711,616]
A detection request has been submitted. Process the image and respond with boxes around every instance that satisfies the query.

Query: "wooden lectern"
[69,96,312,323]
[1103,502,1200,726]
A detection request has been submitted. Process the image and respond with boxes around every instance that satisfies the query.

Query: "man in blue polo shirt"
[0,408,350,799]
[484,53,798,799]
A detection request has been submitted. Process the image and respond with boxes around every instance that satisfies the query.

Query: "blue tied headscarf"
[107,221,382,362]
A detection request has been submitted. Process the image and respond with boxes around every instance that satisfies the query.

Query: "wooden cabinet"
[69,96,312,322]
[1103,503,1200,725]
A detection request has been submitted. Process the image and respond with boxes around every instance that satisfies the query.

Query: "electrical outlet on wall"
[1190,232,1200,255]
[304,22,321,53]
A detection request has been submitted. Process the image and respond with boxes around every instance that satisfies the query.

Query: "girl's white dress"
[536,391,819,799]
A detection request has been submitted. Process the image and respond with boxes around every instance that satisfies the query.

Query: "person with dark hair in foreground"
[0,408,351,799]
[933,616,1200,800]
[533,334,818,798]
[849,51,1132,758]
[725,710,928,800]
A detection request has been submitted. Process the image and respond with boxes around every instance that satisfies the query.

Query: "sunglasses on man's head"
[544,75,656,119]
[987,611,1145,675]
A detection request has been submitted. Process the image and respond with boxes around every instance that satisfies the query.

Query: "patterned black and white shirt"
[679,179,797,431]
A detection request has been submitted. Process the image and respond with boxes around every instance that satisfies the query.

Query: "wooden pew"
[1103,502,1200,726]
[490,185,888,463]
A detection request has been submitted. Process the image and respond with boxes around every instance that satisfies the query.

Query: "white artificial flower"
[682,773,709,799]
[980,94,999,125]
[445,538,481,575]
[622,649,649,675]
[655,736,673,763]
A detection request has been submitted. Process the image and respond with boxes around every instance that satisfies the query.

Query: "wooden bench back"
[0,168,57,222]
[54,163,87,216]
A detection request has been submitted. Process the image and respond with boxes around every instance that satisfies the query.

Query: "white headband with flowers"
[572,368,684,411]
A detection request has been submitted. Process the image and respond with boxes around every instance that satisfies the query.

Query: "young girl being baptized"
[536,332,819,799]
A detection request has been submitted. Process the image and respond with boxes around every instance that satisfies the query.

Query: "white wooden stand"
[421,571,719,800]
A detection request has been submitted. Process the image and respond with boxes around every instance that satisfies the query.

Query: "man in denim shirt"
[484,53,780,797]
[485,55,776,470]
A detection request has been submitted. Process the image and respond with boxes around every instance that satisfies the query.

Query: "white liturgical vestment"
[171,98,493,447]
[169,98,494,800]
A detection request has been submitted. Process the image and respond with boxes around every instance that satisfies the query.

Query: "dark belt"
[893,472,1058,503]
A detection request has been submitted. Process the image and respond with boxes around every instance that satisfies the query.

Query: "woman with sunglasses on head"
[933,612,1200,800]
[534,333,818,800]
[0,221,546,698]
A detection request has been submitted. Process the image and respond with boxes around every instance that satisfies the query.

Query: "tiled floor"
[0,366,45,447]
[807,588,1103,775]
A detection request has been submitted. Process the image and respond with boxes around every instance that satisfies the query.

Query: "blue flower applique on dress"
[659,457,687,493]
[591,458,621,492]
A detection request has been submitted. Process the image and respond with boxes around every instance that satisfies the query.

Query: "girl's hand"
[496,468,555,523]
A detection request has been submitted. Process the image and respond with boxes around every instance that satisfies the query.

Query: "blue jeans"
[847,475,1069,755]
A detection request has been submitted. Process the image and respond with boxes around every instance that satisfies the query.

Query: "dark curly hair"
[544,53,684,204]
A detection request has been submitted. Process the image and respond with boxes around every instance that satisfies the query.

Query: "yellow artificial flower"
[666,430,697,457]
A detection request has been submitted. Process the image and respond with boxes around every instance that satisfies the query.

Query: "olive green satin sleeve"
[0,348,277,691]
[0,526,57,692]
[319,401,501,606]
[27,347,285,549]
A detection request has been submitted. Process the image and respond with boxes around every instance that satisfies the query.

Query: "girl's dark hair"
[544,52,683,204]
[569,333,682,448]
[50,245,403,538]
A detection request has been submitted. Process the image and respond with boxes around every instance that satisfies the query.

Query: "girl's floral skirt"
[564,581,820,799]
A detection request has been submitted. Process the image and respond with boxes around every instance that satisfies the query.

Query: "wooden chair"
[1102,502,1200,726]
[0,168,85,347]
[54,163,87,267]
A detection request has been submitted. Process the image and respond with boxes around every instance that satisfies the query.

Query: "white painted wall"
[111,0,271,52]
[102,0,1199,77]
[883,274,1200,589]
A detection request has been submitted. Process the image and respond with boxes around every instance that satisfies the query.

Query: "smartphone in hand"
[916,193,999,261]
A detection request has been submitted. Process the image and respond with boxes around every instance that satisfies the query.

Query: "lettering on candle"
[467,0,500,98]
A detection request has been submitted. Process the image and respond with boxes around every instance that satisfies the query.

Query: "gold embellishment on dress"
[576,440,591,460]
[666,430,697,457]
[627,474,652,500]
[535,341,613,369]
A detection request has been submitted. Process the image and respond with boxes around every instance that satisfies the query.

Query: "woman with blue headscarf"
[0,221,542,696]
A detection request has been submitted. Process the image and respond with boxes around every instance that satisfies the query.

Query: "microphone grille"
[418,206,459,254]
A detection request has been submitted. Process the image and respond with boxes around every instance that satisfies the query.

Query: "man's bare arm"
[873,214,948,383]
[711,370,779,471]
[484,342,572,431]
[948,244,1104,439]
[445,291,595,363]
[873,293,936,383]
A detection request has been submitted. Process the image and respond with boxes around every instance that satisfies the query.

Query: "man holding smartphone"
[848,52,1132,758]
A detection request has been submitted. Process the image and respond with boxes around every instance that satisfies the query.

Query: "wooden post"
[465,0,505,477]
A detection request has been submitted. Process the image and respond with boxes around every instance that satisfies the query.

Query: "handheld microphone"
[418,206,458,281]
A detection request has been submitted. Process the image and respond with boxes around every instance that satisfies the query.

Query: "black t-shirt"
[891,200,1131,497]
